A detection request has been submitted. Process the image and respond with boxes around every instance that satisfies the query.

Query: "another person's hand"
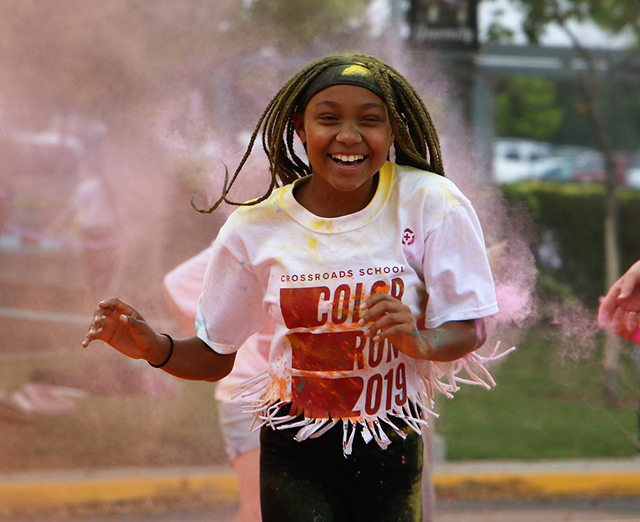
[82,297,170,365]
[598,260,640,338]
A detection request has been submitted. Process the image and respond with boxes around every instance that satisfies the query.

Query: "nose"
[336,122,362,145]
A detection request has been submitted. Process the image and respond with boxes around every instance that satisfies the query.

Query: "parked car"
[542,145,593,182]
[493,138,564,183]
[571,150,629,186]
[626,153,640,189]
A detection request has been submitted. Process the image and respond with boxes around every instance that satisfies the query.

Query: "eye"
[318,114,338,122]
[361,115,383,125]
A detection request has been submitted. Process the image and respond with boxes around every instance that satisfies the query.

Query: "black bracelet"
[149,333,174,368]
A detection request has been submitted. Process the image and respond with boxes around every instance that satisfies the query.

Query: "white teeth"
[332,154,364,163]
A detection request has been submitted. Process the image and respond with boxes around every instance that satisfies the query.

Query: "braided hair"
[193,53,445,214]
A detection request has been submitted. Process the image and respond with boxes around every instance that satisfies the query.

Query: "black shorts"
[260,419,423,522]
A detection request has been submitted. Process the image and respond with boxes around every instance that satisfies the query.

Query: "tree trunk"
[602,171,621,406]
[579,71,621,406]
[593,102,621,406]
[551,0,624,405]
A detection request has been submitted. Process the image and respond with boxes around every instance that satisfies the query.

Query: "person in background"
[163,246,267,522]
[49,157,119,296]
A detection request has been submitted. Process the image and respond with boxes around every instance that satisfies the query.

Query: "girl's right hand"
[82,298,166,363]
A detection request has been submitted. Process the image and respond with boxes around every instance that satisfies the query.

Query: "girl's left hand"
[359,292,426,357]
[358,292,486,361]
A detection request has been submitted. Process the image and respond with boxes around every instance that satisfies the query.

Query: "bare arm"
[415,318,486,361]
[82,298,235,382]
[359,292,486,361]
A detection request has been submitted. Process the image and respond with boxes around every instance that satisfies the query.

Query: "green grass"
[1,324,639,471]
[437,325,640,460]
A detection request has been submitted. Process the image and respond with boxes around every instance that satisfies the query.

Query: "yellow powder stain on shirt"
[311,219,335,232]
[307,235,318,249]
[436,180,460,208]
[300,232,320,261]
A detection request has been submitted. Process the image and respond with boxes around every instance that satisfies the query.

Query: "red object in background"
[572,152,631,186]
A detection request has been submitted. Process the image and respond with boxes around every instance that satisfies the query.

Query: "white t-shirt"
[196,162,499,452]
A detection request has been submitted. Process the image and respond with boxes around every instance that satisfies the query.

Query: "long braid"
[193,53,445,214]
[191,87,282,213]
[356,54,444,176]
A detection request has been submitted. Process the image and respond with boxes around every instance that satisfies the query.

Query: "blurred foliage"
[495,75,564,141]
[504,0,640,45]
[499,181,640,306]
[247,0,367,45]
[536,270,579,303]
[486,0,640,150]
[494,75,640,154]
[485,0,640,151]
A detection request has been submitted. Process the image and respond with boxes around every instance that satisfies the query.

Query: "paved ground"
[3,497,640,522]
[1,459,639,519]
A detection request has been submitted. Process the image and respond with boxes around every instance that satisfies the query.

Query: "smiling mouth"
[330,153,366,166]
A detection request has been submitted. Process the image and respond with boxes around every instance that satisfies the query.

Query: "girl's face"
[292,84,394,216]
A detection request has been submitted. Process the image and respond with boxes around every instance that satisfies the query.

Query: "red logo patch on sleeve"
[402,228,415,246]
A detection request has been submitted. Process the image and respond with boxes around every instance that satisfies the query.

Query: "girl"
[83,53,500,522]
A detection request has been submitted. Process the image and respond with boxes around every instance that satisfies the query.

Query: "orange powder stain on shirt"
[275,375,288,399]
